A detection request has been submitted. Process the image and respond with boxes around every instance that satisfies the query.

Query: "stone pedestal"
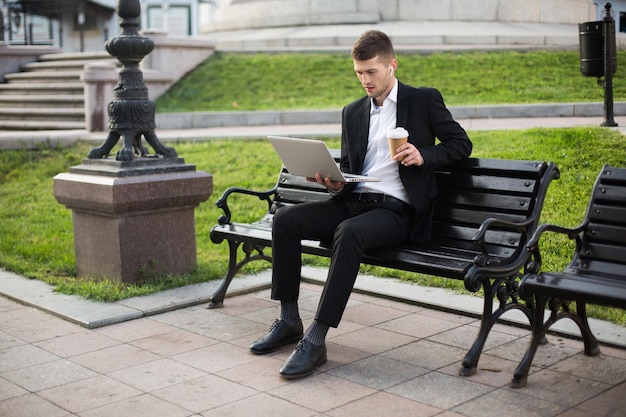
[53,158,212,283]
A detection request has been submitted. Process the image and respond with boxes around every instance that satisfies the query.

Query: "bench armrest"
[463,217,536,292]
[524,221,588,273]
[471,216,534,260]
[526,222,586,251]
[215,185,278,225]
[472,216,533,239]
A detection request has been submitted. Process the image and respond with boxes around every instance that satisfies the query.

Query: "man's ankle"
[303,320,329,346]
[280,300,300,325]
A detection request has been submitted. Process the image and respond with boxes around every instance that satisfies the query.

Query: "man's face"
[353,56,397,104]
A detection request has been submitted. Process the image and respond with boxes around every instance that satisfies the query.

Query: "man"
[250,30,472,378]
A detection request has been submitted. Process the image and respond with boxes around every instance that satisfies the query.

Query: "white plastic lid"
[388,127,409,138]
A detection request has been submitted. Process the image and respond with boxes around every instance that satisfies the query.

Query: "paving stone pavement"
[1,270,626,417]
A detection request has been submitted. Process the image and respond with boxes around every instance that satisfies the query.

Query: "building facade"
[1,1,605,52]
[0,0,209,52]
[594,0,626,32]
[139,0,210,37]
[200,0,597,33]
[0,0,118,52]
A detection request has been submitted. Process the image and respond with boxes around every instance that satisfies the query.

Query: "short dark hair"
[351,30,395,64]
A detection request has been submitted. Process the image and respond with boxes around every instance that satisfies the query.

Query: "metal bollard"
[601,2,618,127]
[579,2,618,127]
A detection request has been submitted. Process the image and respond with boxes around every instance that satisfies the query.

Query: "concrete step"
[0,51,118,130]
[21,59,118,72]
[0,83,84,95]
[4,71,83,83]
[0,107,85,122]
[0,95,84,108]
[37,51,113,62]
[0,120,85,131]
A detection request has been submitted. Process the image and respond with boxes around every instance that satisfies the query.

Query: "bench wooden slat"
[421,238,519,258]
[434,207,528,228]
[594,185,626,206]
[567,257,626,279]
[279,172,326,186]
[212,223,273,245]
[270,172,331,210]
[362,251,469,277]
[580,240,626,265]
[524,272,626,308]
[437,174,537,194]
[365,244,512,276]
[588,203,626,224]
[275,188,332,205]
[585,223,626,244]
[601,165,626,182]
[436,189,533,214]
[438,158,548,176]
[432,223,522,248]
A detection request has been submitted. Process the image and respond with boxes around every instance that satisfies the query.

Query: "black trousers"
[271,194,411,327]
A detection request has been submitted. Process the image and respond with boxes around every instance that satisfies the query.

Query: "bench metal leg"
[512,296,600,388]
[459,274,533,377]
[208,240,240,309]
[208,240,271,309]
[512,293,548,388]
[459,285,494,376]
[576,301,601,357]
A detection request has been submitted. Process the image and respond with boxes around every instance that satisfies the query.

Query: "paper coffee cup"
[388,127,409,159]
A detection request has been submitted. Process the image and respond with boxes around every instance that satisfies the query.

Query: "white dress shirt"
[354,79,410,204]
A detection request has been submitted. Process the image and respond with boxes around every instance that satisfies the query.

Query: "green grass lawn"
[155,50,626,112]
[1,127,625,325]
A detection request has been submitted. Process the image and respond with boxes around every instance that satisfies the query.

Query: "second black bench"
[209,152,559,377]
[513,165,626,388]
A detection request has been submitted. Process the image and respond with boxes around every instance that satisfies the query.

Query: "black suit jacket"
[336,82,472,243]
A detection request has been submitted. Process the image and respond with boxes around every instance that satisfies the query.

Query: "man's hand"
[306,173,345,192]
[394,143,424,166]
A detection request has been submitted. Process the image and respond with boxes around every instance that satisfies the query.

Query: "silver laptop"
[268,136,381,183]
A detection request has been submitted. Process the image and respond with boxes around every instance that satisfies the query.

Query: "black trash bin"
[579,20,617,77]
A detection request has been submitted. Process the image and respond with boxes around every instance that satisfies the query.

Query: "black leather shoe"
[279,339,327,379]
[250,319,303,355]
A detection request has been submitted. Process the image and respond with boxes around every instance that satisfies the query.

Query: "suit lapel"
[354,98,371,170]
[396,82,409,129]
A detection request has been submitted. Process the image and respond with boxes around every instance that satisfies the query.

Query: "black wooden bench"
[209,151,559,377]
[512,165,626,388]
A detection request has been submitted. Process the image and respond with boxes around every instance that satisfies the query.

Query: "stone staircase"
[0,52,118,131]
